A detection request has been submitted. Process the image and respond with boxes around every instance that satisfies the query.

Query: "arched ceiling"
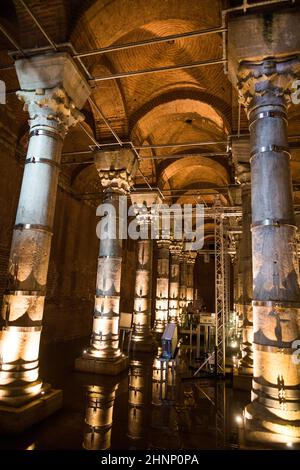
[1,0,300,213]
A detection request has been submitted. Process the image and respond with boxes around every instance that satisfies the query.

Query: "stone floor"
[0,338,271,450]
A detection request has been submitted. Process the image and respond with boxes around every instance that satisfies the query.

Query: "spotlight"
[83,350,87,354]
[40,390,45,396]
[286,442,293,448]
[235,415,243,425]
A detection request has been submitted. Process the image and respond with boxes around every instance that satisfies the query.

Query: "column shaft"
[168,244,181,323]
[179,254,187,314]
[154,240,170,333]
[0,80,86,406]
[238,58,300,439]
[89,192,123,360]
[132,238,156,351]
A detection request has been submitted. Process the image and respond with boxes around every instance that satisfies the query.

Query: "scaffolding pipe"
[90,58,227,82]
[74,26,227,58]
[0,23,25,57]
[18,0,57,51]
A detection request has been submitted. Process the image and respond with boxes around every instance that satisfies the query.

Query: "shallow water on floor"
[0,339,256,450]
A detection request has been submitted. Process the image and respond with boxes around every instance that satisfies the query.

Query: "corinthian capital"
[237,56,300,111]
[94,146,138,194]
[15,52,90,137]
[17,87,85,135]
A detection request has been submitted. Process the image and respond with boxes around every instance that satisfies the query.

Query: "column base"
[233,370,253,391]
[244,401,300,448]
[75,354,129,375]
[0,387,62,434]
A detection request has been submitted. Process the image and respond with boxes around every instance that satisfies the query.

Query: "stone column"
[186,252,197,304]
[237,58,300,442]
[75,146,138,375]
[0,53,89,426]
[234,234,244,333]
[83,382,118,450]
[130,191,160,353]
[153,239,171,333]
[168,242,181,323]
[179,252,187,314]
[236,164,253,374]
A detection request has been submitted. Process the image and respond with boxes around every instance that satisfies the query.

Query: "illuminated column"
[127,359,151,442]
[153,239,171,333]
[0,53,89,414]
[179,252,187,314]
[76,146,138,375]
[237,58,300,442]
[186,252,197,304]
[130,191,160,352]
[168,242,181,323]
[235,234,244,333]
[236,164,253,373]
[83,383,118,450]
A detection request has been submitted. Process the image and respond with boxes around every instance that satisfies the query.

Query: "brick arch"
[130,89,232,138]
[158,156,229,192]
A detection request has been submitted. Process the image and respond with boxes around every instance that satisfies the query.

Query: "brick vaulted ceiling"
[0,0,300,206]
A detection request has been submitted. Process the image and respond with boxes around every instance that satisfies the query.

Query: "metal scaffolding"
[214,197,227,377]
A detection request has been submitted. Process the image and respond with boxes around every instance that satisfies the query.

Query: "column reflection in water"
[83,381,119,450]
[127,359,152,443]
[150,349,179,449]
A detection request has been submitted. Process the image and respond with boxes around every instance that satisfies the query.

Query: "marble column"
[168,242,181,323]
[0,53,89,428]
[236,164,253,374]
[130,191,160,353]
[237,58,300,442]
[83,383,118,450]
[153,239,171,333]
[75,146,138,375]
[179,252,187,314]
[186,252,197,304]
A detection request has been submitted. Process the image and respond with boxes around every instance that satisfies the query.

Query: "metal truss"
[214,196,228,377]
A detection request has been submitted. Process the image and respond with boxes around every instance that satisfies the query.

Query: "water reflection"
[152,347,176,405]
[83,382,119,450]
[127,359,152,443]
[80,349,252,451]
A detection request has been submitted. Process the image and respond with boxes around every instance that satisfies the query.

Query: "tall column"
[186,252,197,304]
[0,53,89,425]
[83,382,119,450]
[75,146,138,375]
[179,252,187,314]
[130,191,160,352]
[168,242,181,323]
[237,58,300,442]
[235,234,244,334]
[153,239,171,333]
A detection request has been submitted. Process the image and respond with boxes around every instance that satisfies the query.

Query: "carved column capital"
[94,147,138,194]
[169,242,182,257]
[15,52,90,138]
[237,56,300,112]
[17,87,85,137]
[157,239,171,250]
[186,251,197,265]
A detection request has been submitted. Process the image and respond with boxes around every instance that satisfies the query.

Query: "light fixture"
[235,415,243,425]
